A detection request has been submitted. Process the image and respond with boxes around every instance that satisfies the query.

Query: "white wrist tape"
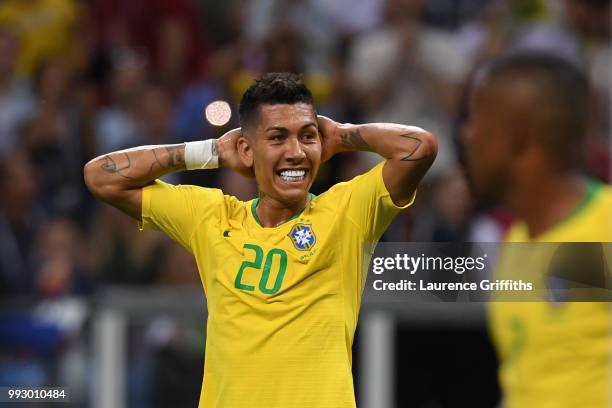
[184,139,219,170]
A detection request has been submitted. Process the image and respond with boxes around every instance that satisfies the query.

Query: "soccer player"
[84,73,437,408]
[464,52,611,407]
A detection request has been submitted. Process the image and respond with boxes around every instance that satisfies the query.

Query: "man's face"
[464,81,516,199]
[242,103,321,205]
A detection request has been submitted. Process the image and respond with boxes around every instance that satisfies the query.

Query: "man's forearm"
[336,123,432,162]
[84,144,186,193]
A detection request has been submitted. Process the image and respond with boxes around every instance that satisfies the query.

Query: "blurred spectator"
[94,51,147,154]
[244,0,338,74]
[562,0,610,181]
[411,169,474,241]
[138,84,175,146]
[0,27,34,154]
[347,0,470,176]
[137,82,183,184]
[89,206,167,285]
[0,0,81,77]
[173,45,243,143]
[34,218,95,297]
[173,43,244,183]
[86,0,210,93]
[23,58,84,214]
[0,151,44,295]
[71,78,101,181]
[313,0,384,34]
[158,244,200,287]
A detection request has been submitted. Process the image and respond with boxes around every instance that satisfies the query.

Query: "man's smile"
[276,168,309,184]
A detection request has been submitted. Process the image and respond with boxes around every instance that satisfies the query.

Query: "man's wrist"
[184,139,219,170]
[335,123,365,153]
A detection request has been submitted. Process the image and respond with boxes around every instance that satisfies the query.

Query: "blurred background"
[0,0,608,406]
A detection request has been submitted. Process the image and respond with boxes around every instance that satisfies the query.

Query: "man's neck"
[256,193,310,228]
[507,173,587,238]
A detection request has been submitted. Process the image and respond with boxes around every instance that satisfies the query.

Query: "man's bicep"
[382,159,429,207]
[96,186,144,221]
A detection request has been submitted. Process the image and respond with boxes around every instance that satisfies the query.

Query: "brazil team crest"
[288,223,316,251]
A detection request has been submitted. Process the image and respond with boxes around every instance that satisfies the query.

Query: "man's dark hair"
[482,51,590,169]
[238,72,314,129]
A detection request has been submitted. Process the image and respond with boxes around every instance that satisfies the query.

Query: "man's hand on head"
[218,128,255,178]
[317,115,341,163]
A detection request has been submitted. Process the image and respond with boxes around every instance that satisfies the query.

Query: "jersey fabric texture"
[140,161,413,408]
[489,182,612,408]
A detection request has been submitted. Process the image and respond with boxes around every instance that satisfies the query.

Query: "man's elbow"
[419,131,438,165]
[83,160,98,191]
[395,129,438,165]
[83,159,116,200]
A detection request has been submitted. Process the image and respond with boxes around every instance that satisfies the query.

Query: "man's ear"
[237,134,254,168]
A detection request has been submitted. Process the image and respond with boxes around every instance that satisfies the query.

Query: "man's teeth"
[279,170,306,182]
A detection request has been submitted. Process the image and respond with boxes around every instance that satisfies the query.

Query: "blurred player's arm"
[318,116,437,206]
[83,129,247,221]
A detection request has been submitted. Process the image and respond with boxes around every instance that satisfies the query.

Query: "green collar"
[566,179,602,221]
[251,193,316,227]
[537,179,603,237]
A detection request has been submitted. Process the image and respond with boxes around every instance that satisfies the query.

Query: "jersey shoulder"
[505,182,612,243]
[315,161,385,206]
[555,182,611,242]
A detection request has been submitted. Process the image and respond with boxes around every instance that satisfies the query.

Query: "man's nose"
[286,137,306,161]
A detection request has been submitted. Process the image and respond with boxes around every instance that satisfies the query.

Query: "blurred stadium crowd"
[0,0,608,298]
[0,0,608,404]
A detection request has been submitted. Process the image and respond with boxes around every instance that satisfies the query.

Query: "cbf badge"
[288,224,316,251]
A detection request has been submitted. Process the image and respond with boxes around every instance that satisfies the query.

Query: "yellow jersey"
[140,161,412,408]
[489,182,612,408]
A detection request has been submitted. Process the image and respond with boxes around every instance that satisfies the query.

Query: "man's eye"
[302,133,315,140]
[271,135,284,141]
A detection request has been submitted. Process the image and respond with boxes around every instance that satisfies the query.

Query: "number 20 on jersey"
[234,244,288,295]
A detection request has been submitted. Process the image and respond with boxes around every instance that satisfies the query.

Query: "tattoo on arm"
[100,145,185,182]
[340,129,371,152]
[100,153,137,180]
[150,146,183,173]
[151,149,165,174]
[165,145,184,167]
[399,132,427,161]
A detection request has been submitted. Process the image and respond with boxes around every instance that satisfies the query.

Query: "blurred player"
[465,52,611,407]
[84,73,437,408]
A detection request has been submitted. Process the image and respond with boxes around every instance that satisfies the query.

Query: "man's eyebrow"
[265,122,318,132]
[301,122,318,130]
[265,126,288,132]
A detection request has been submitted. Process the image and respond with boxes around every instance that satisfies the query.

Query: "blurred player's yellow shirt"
[489,182,612,408]
[140,162,412,408]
